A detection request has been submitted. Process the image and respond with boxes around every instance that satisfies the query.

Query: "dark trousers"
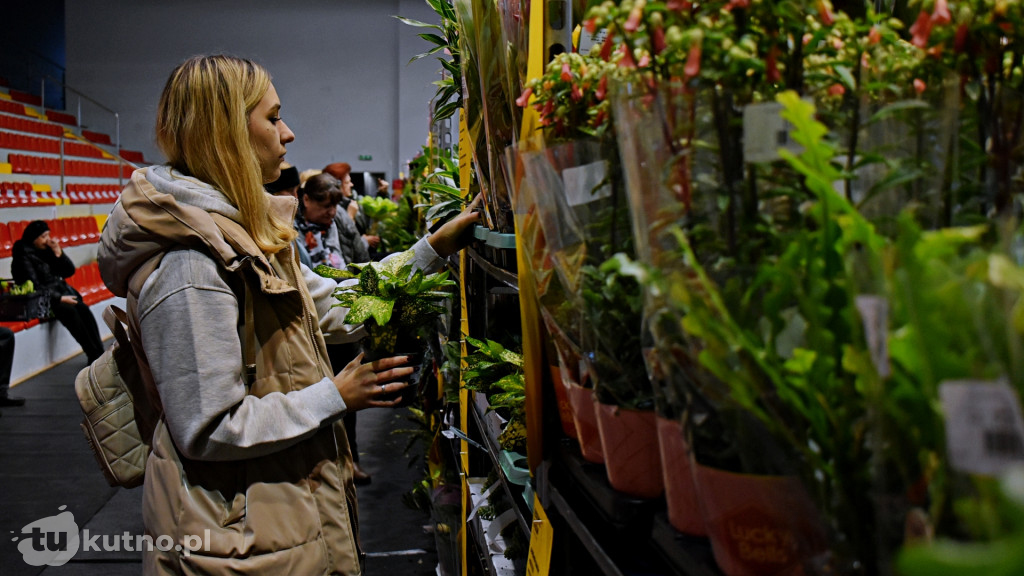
[52,300,105,363]
[0,326,13,397]
[327,342,362,462]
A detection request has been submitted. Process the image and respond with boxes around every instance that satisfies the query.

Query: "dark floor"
[0,353,438,575]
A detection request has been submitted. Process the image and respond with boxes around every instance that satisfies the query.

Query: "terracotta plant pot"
[564,379,604,464]
[549,364,578,439]
[694,464,826,576]
[656,416,705,536]
[594,402,663,498]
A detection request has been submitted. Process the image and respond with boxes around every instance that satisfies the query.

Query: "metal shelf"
[465,246,518,291]
[469,393,532,538]
[538,439,722,576]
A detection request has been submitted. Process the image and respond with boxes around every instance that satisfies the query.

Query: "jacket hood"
[99,166,298,297]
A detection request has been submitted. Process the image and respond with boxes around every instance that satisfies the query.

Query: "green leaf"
[417,33,448,47]
[314,264,357,280]
[394,16,443,30]
[381,249,416,277]
[345,295,395,326]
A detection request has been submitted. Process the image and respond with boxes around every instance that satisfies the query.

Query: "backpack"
[74,255,163,488]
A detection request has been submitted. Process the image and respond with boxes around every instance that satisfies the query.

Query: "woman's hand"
[333,352,414,410]
[60,295,78,306]
[47,236,63,257]
[427,195,483,258]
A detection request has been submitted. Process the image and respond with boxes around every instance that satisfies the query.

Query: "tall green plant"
[397,0,462,124]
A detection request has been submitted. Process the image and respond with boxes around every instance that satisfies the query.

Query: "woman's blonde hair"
[156,54,296,254]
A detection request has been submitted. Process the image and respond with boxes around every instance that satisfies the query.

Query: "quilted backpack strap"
[113,254,165,442]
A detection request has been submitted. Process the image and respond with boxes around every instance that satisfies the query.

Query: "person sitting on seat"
[12,221,105,364]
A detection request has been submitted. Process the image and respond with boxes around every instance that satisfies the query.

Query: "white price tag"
[855,295,890,379]
[940,379,1024,476]
[742,101,806,163]
[578,28,608,56]
[561,161,610,206]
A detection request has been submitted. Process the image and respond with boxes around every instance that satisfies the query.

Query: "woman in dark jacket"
[11,220,105,363]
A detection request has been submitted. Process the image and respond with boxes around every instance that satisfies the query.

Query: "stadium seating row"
[0,112,64,138]
[0,132,108,159]
[0,182,120,206]
[8,153,134,179]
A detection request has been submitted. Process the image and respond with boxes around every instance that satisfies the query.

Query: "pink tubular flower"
[515,87,534,107]
[828,83,845,96]
[909,10,933,48]
[595,76,608,101]
[600,29,616,60]
[726,0,750,10]
[585,17,598,34]
[618,45,637,68]
[624,4,644,33]
[667,0,692,10]
[561,61,573,82]
[868,26,881,45]
[931,0,951,25]
[652,25,667,55]
[954,23,969,53]
[571,83,583,101]
[817,1,835,25]
[638,53,651,67]
[913,78,926,94]
[684,39,702,80]
[766,46,780,83]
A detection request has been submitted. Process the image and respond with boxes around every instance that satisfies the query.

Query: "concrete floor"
[0,352,439,575]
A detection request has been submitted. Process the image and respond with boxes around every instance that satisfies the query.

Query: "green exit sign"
[358,154,372,161]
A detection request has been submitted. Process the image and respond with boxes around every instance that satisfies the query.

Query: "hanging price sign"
[941,378,1024,476]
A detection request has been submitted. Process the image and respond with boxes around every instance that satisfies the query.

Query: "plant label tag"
[562,161,611,206]
[742,101,805,163]
[526,492,554,576]
[940,379,1024,476]
[578,27,608,56]
[854,295,890,378]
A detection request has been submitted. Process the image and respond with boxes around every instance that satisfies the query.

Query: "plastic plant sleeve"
[609,75,708,425]
[454,0,516,234]
[519,135,651,411]
[504,142,583,369]
[453,0,497,231]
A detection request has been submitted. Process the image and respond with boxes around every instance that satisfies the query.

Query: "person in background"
[0,326,24,408]
[265,162,312,268]
[322,162,380,257]
[97,53,480,574]
[296,173,373,483]
[12,220,105,364]
[296,173,346,269]
[299,168,321,187]
[375,177,389,199]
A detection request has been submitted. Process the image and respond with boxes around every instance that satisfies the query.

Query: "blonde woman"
[98,54,478,575]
